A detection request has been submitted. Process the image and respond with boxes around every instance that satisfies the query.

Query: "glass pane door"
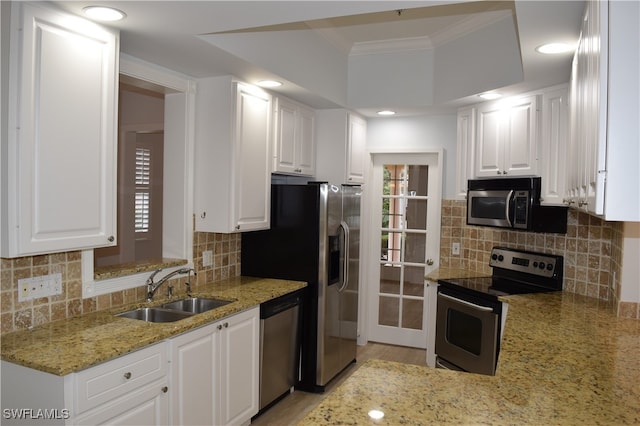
[368,153,439,348]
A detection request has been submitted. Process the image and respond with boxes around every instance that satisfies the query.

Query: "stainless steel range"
[435,247,564,375]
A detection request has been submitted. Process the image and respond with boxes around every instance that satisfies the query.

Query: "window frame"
[82,55,195,298]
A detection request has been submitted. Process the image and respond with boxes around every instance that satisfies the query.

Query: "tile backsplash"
[1,203,635,334]
[439,200,632,317]
[0,232,241,334]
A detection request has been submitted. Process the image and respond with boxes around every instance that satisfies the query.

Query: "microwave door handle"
[505,190,514,227]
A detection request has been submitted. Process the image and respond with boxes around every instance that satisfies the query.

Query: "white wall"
[366,113,457,198]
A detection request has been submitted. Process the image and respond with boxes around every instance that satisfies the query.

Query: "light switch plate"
[18,273,62,302]
[452,242,461,256]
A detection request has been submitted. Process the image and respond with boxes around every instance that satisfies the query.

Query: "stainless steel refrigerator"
[241,182,360,392]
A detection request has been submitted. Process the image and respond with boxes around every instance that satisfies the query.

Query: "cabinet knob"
[426,259,434,266]
[503,170,508,175]
[201,212,206,219]
[124,372,132,380]
[224,322,229,328]
[497,171,502,175]
[161,386,169,393]
[217,324,223,330]
[236,225,240,230]
[108,236,115,242]
[578,201,588,207]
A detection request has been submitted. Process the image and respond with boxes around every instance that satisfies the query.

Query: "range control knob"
[491,253,498,261]
[538,262,546,270]
[547,263,554,271]
[533,262,538,268]
[498,255,504,262]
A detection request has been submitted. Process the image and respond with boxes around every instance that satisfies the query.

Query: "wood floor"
[251,343,426,426]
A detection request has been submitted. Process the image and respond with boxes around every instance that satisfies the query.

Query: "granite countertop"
[301,292,640,425]
[425,267,486,282]
[0,276,306,376]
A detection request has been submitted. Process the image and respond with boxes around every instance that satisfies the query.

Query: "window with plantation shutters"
[135,147,152,234]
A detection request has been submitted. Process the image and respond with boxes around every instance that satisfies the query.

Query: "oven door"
[435,290,500,375]
[467,189,513,228]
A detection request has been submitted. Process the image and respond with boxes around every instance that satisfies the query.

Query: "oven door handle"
[438,292,495,312]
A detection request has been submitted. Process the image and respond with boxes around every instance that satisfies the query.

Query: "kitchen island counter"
[301,292,640,425]
[1,276,306,376]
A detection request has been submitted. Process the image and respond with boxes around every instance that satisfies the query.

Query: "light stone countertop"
[0,276,306,376]
[301,292,640,425]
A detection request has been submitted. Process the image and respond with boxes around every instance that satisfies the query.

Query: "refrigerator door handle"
[337,221,350,292]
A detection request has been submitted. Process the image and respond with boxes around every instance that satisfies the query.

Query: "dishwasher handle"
[260,296,301,318]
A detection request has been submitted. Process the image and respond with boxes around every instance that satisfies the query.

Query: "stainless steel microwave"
[467,177,568,233]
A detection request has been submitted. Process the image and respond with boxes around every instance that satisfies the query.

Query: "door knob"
[426,259,434,266]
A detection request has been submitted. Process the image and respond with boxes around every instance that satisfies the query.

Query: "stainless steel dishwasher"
[259,291,302,411]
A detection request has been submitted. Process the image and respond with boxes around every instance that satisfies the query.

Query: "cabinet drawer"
[74,343,167,413]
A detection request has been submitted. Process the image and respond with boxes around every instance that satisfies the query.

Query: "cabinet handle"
[235,225,240,230]
[426,259,434,266]
[217,324,223,330]
[578,201,588,207]
[497,171,502,175]
[124,372,132,380]
[161,386,168,393]
[503,170,508,175]
[224,322,229,328]
[108,236,115,242]
[201,212,206,219]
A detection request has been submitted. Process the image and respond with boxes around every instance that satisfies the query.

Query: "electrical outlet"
[18,273,62,302]
[203,250,213,267]
[452,242,461,256]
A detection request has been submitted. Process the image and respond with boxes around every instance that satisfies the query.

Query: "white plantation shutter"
[135,147,151,233]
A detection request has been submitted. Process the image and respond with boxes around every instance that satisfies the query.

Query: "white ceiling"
[53,0,585,116]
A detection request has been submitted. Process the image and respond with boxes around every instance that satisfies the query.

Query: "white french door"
[366,153,441,348]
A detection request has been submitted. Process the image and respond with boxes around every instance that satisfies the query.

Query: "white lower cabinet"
[0,342,168,426]
[0,308,259,426]
[169,307,259,426]
[73,380,169,426]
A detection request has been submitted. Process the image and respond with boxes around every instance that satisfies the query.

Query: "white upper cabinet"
[316,109,367,185]
[1,2,119,257]
[539,85,568,205]
[194,76,272,233]
[567,0,639,221]
[273,96,316,176]
[475,95,538,178]
[346,113,367,183]
[455,107,476,199]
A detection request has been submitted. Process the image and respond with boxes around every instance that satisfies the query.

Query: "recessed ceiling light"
[83,6,126,22]
[377,110,396,116]
[256,80,283,88]
[478,92,502,100]
[535,43,574,54]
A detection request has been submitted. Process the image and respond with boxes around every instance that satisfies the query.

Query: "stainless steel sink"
[161,297,233,314]
[116,307,194,322]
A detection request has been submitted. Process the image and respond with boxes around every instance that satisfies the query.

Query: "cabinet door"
[297,105,317,176]
[540,87,568,205]
[475,104,503,177]
[503,95,538,176]
[233,84,272,231]
[346,114,367,183]
[274,97,298,174]
[73,380,169,426]
[3,3,118,257]
[455,107,475,198]
[219,307,259,426]
[169,323,218,426]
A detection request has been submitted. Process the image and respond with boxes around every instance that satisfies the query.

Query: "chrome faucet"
[146,267,196,301]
